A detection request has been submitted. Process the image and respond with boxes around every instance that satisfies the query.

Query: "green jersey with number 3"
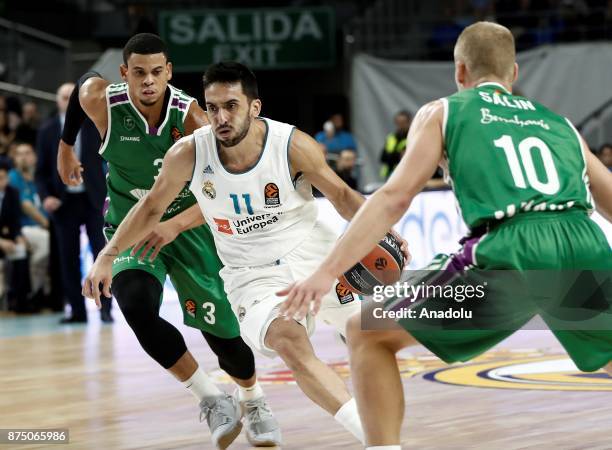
[443,82,593,229]
[100,82,197,226]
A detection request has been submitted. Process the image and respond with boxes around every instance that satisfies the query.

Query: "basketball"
[339,232,404,295]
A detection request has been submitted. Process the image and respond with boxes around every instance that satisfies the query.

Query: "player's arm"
[321,101,444,277]
[21,200,49,228]
[131,203,206,262]
[278,101,444,319]
[83,137,196,305]
[183,102,210,135]
[289,129,364,220]
[584,145,612,222]
[58,73,109,186]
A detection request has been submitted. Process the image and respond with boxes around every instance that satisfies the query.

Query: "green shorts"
[385,210,612,372]
[104,223,240,338]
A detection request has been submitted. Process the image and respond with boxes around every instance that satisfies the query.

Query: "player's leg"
[112,268,242,449]
[265,317,351,412]
[105,224,242,448]
[200,331,282,446]
[263,316,364,443]
[348,232,534,448]
[201,331,256,387]
[346,305,417,448]
[521,213,612,374]
[167,226,281,446]
[111,269,210,384]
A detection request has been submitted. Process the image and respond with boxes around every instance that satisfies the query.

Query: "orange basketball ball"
[339,232,404,295]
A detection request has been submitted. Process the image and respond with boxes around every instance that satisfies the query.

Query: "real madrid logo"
[202,180,216,199]
[123,116,135,131]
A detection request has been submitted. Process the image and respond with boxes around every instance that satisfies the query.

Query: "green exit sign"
[159,7,336,71]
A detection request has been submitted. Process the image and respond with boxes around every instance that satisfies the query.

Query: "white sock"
[334,398,365,444]
[238,381,264,402]
[366,446,401,450]
[182,367,223,402]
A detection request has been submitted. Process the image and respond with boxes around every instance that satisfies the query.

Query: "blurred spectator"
[4,96,22,133]
[6,141,19,167]
[15,102,40,145]
[36,83,111,324]
[0,108,15,160]
[380,110,411,180]
[315,113,357,155]
[0,161,31,312]
[335,149,358,190]
[598,143,612,170]
[9,142,50,300]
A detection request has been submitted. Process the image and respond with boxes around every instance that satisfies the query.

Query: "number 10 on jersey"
[230,193,254,215]
[494,135,560,195]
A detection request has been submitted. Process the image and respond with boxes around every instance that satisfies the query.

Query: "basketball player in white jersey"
[83,61,408,444]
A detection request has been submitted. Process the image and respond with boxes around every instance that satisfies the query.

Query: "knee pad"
[113,270,187,369]
[202,331,256,380]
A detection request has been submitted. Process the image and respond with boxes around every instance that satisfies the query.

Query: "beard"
[140,97,158,106]
[216,115,251,147]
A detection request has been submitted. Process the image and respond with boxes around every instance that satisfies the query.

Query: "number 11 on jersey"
[230,193,254,215]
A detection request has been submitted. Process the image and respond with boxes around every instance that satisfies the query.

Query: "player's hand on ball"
[276,269,335,321]
[390,229,411,265]
[82,253,113,309]
[57,139,83,186]
[131,221,179,262]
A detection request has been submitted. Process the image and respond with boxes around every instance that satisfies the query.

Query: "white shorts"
[220,221,361,357]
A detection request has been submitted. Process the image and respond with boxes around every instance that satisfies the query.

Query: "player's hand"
[43,196,62,213]
[131,221,180,262]
[57,139,83,186]
[390,229,411,266]
[82,253,113,309]
[276,269,336,321]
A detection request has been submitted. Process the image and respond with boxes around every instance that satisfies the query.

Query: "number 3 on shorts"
[202,302,216,325]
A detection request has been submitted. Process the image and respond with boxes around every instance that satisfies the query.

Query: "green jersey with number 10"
[443,82,592,229]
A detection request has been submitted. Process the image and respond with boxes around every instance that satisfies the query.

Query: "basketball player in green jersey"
[279,22,612,449]
[57,34,280,448]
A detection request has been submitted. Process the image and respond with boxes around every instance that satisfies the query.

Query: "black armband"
[60,71,103,145]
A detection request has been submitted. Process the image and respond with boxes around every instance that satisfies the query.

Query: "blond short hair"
[454,22,515,82]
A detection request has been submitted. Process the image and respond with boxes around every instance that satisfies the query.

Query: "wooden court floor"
[2,302,612,450]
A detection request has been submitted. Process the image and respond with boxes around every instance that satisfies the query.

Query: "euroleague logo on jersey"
[185,299,197,318]
[171,126,183,143]
[264,183,281,208]
[335,282,355,304]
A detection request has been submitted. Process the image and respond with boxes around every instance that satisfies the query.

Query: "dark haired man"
[83,61,410,445]
[58,34,279,449]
